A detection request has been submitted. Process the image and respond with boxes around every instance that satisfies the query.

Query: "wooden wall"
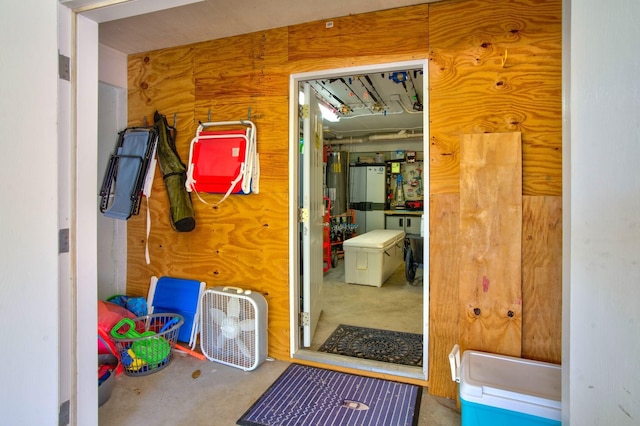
[126,0,562,399]
[427,0,562,398]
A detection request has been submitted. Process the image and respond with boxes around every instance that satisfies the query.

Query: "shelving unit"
[323,197,332,273]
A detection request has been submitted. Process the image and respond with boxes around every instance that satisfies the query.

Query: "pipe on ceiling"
[326,130,423,145]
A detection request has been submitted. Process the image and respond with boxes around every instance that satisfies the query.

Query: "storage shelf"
[329,209,357,260]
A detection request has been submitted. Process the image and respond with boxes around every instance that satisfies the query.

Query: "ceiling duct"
[388,95,422,115]
[326,130,424,145]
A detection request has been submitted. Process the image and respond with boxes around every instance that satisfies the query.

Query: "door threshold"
[292,349,426,381]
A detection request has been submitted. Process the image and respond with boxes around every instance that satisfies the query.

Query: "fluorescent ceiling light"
[318,103,340,122]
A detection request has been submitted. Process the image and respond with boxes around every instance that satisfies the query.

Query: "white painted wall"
[97,44,128,301]
[99,44,128,88]
[0,1,60,424]
[566,0,640,424]
[97,83,128,300]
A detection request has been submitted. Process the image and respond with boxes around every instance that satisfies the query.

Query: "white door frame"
[288,59,430,380]
[60,2,198,424]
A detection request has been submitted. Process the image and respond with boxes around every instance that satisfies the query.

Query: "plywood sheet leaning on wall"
[522,195,562,364]
[459,132,522,357]
[428,193,460,399]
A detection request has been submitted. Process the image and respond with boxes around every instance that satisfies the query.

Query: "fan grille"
[201,290,258,370]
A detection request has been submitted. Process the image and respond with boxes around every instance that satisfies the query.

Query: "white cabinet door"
[404,216,422,235]
[385,214,421,235]
[385,215,404,231]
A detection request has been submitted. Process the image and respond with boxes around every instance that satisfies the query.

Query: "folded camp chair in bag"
[185,120,259,205]
[99,127,158,220]
[154,111,196,232]
[147,276,206,350]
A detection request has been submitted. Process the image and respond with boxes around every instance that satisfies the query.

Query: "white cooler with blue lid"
[449,345,561,426]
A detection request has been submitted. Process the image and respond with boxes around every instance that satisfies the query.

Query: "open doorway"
[289,60,430,381]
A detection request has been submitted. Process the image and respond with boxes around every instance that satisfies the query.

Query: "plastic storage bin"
[110,313,184,376]
[98,354,118,406]
[343,229,405,286]
[449,345,561,426]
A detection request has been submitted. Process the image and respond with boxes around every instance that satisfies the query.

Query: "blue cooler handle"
[448,344,461,383]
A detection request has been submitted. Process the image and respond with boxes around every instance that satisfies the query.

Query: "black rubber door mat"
[318,324,423,367]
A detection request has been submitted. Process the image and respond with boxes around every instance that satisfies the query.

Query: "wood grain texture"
[127,42,292,360]
[428,193,460,399]
[126,5,434,364]
[459,133,523,357]
[124,1,563,392]
[194,28,290,101]
[288,5,428,61]
[128,47,196,126]
[429,0,562,196]
[522,195,562,363]
[127,189,291,358]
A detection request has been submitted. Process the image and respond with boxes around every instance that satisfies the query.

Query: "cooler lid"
[343,229,405,249]
[460,350,561,405]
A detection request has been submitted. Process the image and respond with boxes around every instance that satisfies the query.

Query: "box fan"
[200,286,267,371]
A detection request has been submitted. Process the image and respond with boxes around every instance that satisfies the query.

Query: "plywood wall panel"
[193,98,271,124]
[196,73,290,99]
[288,5,428,61]
[125,1,563,392]
[459,132,523,357]
[127,36,292,359]
[194,28,289,76]
[428,193,460,399]
[127,193,287,277]
[429,0,562,196]
[194,29,289,101]
[128,47,196,126]
[522,195,562,363]
[193,96,290,149]
[127,189,291,358]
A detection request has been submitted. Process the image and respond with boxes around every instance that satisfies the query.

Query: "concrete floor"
[99,260,461,425]
[312,258,424,350]
[99,355,460,425]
